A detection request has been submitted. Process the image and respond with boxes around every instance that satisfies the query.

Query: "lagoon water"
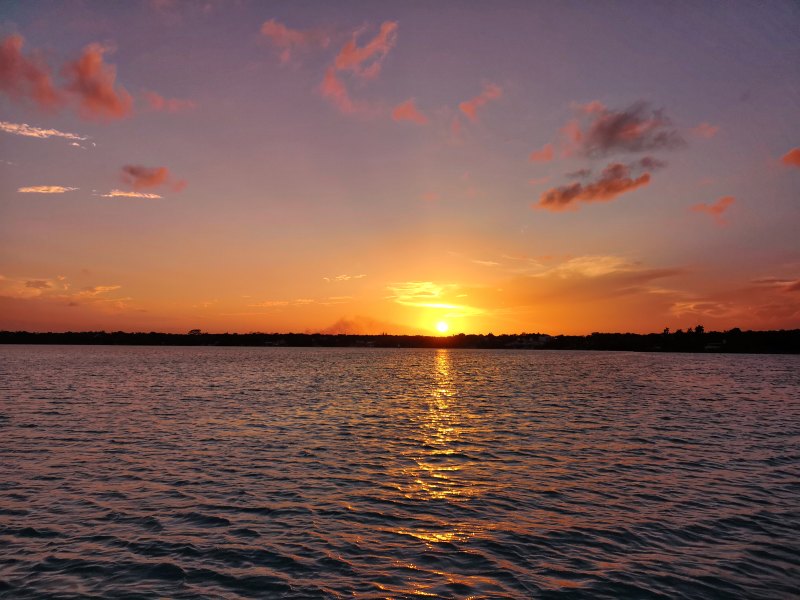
[0,345,798,598]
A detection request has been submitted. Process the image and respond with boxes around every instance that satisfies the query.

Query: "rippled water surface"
[1,346,798,599]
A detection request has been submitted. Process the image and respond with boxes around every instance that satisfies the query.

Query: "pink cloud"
[459,83,502,122]
[781,147,800,168]
[537,162,651,212]
[319,67,356,114]
[0,34,62,110]
[334,21,398,79]
[121,165,185,192]
[692,122,719,138]
[392,98,427,125]
[691,196,735,225]
[143,90,196,112]
[62,43,132,120]
[260,18,330,64]
[529,143,554,162]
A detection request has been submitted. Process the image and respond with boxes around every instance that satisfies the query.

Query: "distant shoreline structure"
[1,329,798,354]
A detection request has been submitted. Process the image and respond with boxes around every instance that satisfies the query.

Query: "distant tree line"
[0,327,798,353]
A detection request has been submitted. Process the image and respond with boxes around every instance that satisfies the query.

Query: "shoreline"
[1,330,798,354]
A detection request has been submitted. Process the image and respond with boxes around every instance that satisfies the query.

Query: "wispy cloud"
[392,98,427,125]
[691,196,735,225]
[387,281,484,317]
[0,34,62,109]
[459,83,502,122]
[18,185,78,193]
[781,147,800,168]
[62,43,133,120]
[260,18,330,64]
[101,189,162,199]
[320,67,358,114]
[142,91,196,112]
[536,161,653,212]
[318,21,398,115]
[248,298,318,308]
[691,122,719,139]
[323,274,366,283]
[0,120,87,141]
[334,21,398,79]
[529,143,553,162]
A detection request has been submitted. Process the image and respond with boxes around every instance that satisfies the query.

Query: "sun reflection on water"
[395,349,487,549]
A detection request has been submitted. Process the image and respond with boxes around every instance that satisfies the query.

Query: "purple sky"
[1,1,798,334]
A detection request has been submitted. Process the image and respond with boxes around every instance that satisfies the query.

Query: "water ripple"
[1,346,798,598]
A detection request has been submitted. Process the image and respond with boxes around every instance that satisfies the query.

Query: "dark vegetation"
[1,327,798,353]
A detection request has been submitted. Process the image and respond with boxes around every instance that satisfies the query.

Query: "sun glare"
[436,321,449,333]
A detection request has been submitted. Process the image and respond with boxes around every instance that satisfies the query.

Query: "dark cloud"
[537,162,651,212]
[579,101,685,157]
[565,168,592,179]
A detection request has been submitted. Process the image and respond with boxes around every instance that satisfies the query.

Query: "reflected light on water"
[396,350,485,550]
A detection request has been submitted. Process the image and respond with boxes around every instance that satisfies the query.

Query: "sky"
[1,0,799,335]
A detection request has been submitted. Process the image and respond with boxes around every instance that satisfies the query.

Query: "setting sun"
[436,321,449,333]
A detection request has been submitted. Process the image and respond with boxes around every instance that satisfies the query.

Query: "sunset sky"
[1,1,798,335]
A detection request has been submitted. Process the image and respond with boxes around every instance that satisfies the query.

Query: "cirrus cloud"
[0,120,87,141]
[101,189,162,199]
[18,185,78,193]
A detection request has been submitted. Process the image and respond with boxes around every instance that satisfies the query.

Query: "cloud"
[62,43,132,120]
[334,21,398,79]
[387,281,483,317]
[248,298,317,308]
[781,147,800,168]
[122,164,168,189]
[420,191,441,202]
[691,195,735,225]
[0,34,62,109]
[101,189,162,199]
[565,168,592,179]
[459,83,502,122]
[78,285,121,298]
[320,67,357,114]
[121,164,185,192]
[537,162,652,212]
[323,274,366,283]
[561,101,685,158]
[392,98,427,125]
[260,18,330,64]
[0,120,87,141]
[692,122,719,139]
[142,91,196,112]
[18,185,78,193]
[25,280,52,289]
[529,143,554,163]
